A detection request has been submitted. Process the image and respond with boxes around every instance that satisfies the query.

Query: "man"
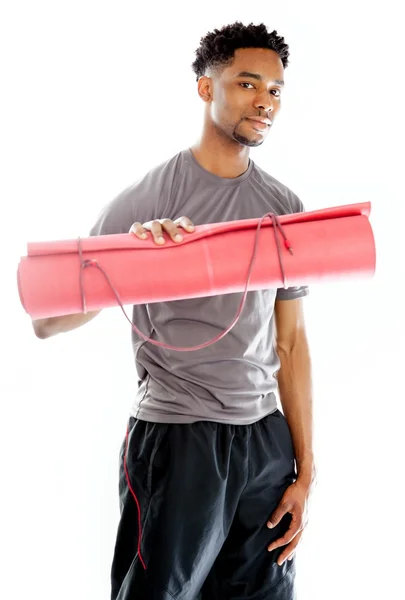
[33,21,316,600]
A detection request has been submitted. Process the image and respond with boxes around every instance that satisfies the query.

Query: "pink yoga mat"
[18,202,376,323]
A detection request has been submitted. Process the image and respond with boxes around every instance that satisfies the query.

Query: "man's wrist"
[296,457,317,487]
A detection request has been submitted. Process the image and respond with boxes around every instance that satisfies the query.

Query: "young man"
[33,21,316,600]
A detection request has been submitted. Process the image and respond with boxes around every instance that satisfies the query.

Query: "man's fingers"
[267,515,302,553]
[130,218,195,245]
[267,501,292,529]
[150,220,169,244]
[276,531,303,566]
[130,220,166,244]
[175,216,195,232]
[161,217,195,242]
[277,543,297,566]
[129,222,149,239]
[158,218,185,242]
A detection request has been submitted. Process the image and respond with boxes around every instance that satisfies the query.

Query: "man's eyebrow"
[235,71,285,86]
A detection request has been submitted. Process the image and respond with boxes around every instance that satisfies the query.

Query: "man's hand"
[267,479,313,566]
[130,216,195,244]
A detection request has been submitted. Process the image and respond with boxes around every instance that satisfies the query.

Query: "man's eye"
[240,83,281,96]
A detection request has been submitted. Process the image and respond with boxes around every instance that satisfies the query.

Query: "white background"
[1,1,404,599]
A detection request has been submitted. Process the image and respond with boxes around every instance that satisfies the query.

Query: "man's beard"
[233,130,264,147]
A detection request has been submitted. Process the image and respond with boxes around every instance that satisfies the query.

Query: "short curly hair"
[191,21,290,82]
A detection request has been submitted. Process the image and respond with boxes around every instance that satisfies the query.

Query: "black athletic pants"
[112,409,297,600]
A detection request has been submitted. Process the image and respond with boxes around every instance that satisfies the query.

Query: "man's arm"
[274,297,316,486]
[32,310,101,339]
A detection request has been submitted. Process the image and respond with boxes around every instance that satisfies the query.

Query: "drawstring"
[78,211,293,571]
[77,212,293,352]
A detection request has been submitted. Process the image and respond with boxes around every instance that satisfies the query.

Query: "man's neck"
[190,137,251,179]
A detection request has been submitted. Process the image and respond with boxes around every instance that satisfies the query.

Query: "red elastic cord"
[77,212,293,352]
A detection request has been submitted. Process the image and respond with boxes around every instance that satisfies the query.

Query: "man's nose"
[254,93,275,113]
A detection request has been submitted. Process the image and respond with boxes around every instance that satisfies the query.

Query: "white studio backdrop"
[1,1,404,599]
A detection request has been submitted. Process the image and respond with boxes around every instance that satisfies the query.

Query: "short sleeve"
[276,191,309,301]
[88,163,168,237]
[276,285,309,301]
[88,185,137,237]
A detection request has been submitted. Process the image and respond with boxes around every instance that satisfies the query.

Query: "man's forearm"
[277,333,316,486]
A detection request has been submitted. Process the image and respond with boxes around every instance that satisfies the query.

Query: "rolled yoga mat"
[18,202,376,349]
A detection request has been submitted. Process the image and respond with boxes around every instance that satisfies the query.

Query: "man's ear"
[197,76,213,102]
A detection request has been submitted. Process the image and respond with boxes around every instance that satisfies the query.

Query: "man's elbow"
[32,322,49,339]
[276,330,308,356]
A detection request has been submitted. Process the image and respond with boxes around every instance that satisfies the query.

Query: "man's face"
[201,48,285,147]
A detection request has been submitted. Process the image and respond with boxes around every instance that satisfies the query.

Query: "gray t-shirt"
[89,148,309,425]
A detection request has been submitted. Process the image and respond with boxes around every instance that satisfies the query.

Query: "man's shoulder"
[252,162,304,214]
[89,149,186,236]
[253,161,293,195]
[119,149,185,198]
